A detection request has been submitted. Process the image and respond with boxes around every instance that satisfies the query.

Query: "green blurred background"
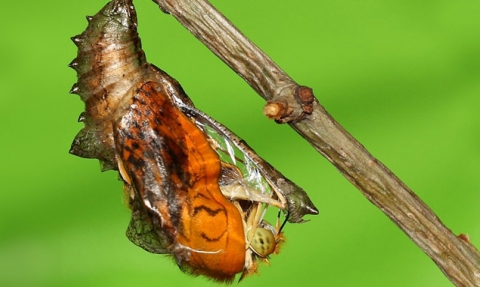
[1,0,479,286]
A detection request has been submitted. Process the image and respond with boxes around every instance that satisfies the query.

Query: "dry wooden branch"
[153,0,480,285]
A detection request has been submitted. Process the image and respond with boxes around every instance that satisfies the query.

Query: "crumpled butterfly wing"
[114,81,246,281]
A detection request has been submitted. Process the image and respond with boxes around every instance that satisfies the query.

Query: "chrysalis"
[69,0,317,282]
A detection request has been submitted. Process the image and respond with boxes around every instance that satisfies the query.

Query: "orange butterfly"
[69,0,317,282]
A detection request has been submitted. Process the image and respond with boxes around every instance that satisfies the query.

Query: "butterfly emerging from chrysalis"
[69,0,318,282]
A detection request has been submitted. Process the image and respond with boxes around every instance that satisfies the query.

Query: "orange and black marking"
[114,82,245,281]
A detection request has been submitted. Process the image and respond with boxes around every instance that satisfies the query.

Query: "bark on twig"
[153,0,480,285]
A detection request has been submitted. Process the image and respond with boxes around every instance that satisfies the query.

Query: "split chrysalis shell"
[69,0,318,282]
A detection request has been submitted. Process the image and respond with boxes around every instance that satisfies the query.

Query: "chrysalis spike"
[86,15,93,22]
[70,83,79,95]
[77,112,86,122]
[68,58,79,70]
[70,35,83,46]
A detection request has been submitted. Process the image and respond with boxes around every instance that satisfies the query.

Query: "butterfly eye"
[248,227,276,257]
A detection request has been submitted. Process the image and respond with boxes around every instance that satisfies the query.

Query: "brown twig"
[152,0,480,285]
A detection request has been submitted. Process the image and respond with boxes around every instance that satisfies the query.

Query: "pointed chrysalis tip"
[70,35,83,46]
[68,58,79,70]
[68,145,77,155]
[70,83,79,94]
[78,112,86,122]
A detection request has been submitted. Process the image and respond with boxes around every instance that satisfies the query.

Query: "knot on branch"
[263,86,315,123]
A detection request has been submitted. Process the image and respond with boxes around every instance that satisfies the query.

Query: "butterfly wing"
[114,81,246,281]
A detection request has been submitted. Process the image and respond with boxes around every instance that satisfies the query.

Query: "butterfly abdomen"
[69,0,148,170]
